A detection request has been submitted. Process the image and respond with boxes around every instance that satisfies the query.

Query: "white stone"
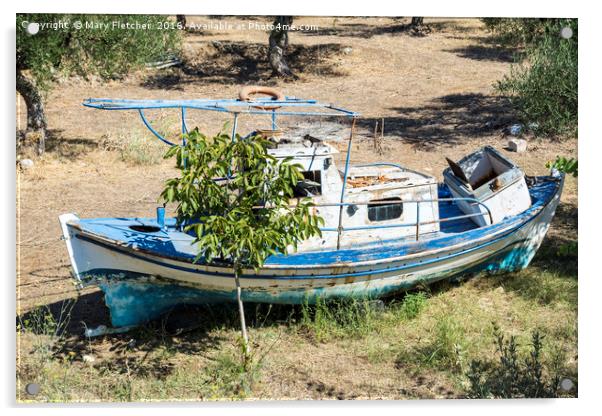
[508,138,527,153]
[19,159,34,170]
[82,354,96,363]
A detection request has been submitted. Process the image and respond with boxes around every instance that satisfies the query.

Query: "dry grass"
[16,16,577,402]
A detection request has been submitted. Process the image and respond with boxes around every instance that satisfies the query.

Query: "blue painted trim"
[75,226,530,281]
[71,177,560,273]
[181,107,188,136]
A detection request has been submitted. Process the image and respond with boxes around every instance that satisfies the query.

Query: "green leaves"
[17,14,181,91]
[546,156,578,177]
[494,19,577,138]
[162,129,324,271]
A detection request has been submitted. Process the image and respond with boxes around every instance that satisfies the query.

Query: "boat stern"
[58,213,83,282]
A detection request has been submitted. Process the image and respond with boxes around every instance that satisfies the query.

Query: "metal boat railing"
[312,198,493,242]
[255,197,493,243]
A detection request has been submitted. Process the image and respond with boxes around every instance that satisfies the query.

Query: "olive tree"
[484,18,578,137]
[268,16,295,78]
[161,129,323,365]
[16,14,181,154]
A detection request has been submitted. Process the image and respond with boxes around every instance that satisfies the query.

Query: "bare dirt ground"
[16,17,578,401]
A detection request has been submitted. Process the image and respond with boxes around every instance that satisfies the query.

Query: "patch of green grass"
[300,298,379,342]
[499,267,577,308]
[397,312,469,373]
[397,292,428,320]
[299,293,431,342]
[201,345,262,400]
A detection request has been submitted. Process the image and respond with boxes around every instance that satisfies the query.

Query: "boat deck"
[71,179,559,268]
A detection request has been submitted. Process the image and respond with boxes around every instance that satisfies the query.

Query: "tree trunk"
[268,16,295,78]
[176,15,187,29]
[408,17,431,36]
[16,69,47,155]
[411,17,424,27]
[408,17,430,36]
[234,265,251,368]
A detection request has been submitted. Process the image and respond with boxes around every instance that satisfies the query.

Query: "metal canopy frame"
[83,96,359,147]
[84,95,361,245]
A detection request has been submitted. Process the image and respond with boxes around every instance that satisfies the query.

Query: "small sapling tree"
[161,128,324,367]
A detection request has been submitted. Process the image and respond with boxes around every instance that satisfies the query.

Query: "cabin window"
[294,170,322,197]
[368,197,403,222]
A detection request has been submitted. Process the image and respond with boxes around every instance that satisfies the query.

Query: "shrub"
[495,19,577,137]
[466,324,572,398]
[482,18,550,48]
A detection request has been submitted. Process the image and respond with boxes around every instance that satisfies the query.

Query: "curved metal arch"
[137,109,178,146]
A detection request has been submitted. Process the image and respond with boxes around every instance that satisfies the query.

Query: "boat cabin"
[265,133,440,250]
[443,146,531,227]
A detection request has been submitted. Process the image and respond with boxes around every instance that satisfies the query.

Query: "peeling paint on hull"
[98,242,536,327]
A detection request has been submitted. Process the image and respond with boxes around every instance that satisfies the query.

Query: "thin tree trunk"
[268,16,295,78]
[408,17,430,36]
[411,17,424,27]
[16,69,47,155]
[234,265,250,367]
[176,15,187,29]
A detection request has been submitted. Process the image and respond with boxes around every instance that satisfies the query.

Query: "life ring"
[238,86,285,110]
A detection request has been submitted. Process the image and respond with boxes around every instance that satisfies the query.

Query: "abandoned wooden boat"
[59,92,565,327]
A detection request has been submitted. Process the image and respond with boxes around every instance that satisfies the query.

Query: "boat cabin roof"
[267,136,339,159]
[345,165,436,191]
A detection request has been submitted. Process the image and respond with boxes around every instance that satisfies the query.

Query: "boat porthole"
[129,225,162,233]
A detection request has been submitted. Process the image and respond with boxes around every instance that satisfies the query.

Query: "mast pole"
[231,112,239,142]
[336,117,357,250]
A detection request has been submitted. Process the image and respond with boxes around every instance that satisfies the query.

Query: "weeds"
[299,293,430,342]
[202,345,262,399]
[100,116,179,166]
[406,314,468,372]
[119,133,166,165]
[17,300,76,401]
[398,292,428,320]
[300,298,381,342]
[466,324,574,398]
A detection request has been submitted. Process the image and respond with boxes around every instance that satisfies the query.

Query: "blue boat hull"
[59,177,563,327]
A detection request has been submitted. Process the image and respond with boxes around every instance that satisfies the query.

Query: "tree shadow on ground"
[357,93,514,150]
[443,35,520,63]
[444,44,517,63]
[44,129,99,160]
[142,41,347,90]
[300,18,477,39]
[17,129,99,161]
